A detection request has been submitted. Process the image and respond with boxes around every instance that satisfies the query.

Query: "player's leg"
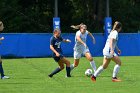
[91,57,111,82]
[48,57,64,77]
[60,57,71,77]
[70,59,80,70]
[85,52,96,72]
[0,57,9,79]
[112,55,122,82]
[70,50,81,71]
[0,58,4,78]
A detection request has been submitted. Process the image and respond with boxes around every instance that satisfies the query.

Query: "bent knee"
[117,62,121,66]
[66,61,70,66]
[60,66,64,70]
[103,65,108,69]
[74,64,78,67]
[89,58,93,61]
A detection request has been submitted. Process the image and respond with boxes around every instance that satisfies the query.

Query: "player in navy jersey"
[48,29,71,77]
[0,21,9,79]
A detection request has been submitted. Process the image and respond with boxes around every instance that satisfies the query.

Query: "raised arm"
[63,39,71,43]
[88,31,96,44]
[0,37,4,41]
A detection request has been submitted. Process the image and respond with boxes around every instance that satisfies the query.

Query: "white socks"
[90,61,96,72]
[94,66,104,77]
[112,64,120,78]
[70,61,97,73]
[70,64,75,71]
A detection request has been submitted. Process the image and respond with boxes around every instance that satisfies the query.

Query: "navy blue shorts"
[53,54,64,62]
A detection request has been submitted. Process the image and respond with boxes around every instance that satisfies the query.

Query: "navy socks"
[49,67,61,77]
[66,67,71,77]
[0,62,4,77]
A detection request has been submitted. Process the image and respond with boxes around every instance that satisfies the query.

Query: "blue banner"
[53,17,60,31]
[104,17,112,39]
[0,33,139,57]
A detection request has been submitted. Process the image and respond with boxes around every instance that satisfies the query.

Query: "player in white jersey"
[70,23,97,73]
[91,21,122,82]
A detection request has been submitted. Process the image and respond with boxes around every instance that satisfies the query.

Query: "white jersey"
[74,30,88,52]
[103,30,118,52]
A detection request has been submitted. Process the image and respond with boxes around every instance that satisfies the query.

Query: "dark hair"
[53,28,60,32]
[112,21,122,31]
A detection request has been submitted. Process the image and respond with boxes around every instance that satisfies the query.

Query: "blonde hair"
[0,21,4,31]
[71,23,87,30]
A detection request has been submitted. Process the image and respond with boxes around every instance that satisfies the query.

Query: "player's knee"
[74,64,78,67]
[89,57,93,61]
[86,56,93,61]
[60,66,64,70]
[103,65,108,69]
[66,61,70,66]
[118,62,121,66]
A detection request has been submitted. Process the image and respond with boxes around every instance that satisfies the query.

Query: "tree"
[0,0,139,33]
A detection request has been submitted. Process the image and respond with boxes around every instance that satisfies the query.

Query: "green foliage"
[0,0,140,33]
[110,0,140,33]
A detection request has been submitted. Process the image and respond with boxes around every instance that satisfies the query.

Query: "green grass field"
[0,56,140,93]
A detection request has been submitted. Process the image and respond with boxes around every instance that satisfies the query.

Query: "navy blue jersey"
[50,36,63,56]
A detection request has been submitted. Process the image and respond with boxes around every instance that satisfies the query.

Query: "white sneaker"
[1,76,10,79]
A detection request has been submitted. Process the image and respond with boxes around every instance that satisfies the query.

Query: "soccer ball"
[85,69,92,76]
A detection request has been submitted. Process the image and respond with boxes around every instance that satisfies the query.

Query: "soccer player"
[91,21,122,82]
[48,28,71,77]
[0,21,10,79]
[70,23,97,73]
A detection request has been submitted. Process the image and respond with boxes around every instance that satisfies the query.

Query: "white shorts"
[103,50,117,59]
[74,48,90,59]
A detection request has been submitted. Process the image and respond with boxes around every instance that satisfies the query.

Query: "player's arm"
[116,45,121,55]
[50,38,60,57]
[109,38,115,55]
[63,39,71,43]
[60,36,71,43]
[50,45,60,57]
[0,37,4,41]
[76,35,87,47]
[88,31,96,44]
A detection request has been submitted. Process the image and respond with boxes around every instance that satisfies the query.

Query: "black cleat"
[65,75,71,78]
[48,74,53,78]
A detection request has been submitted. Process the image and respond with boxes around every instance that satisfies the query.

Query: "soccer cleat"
[112,77,122,82]
[91,75,96,82]
[48,74,53,78]
[65,75,71,78]
[1,76,10,79]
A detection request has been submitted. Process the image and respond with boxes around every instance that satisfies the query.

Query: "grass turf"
[0,56,140,93]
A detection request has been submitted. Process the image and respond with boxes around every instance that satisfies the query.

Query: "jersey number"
[55,42,61,48]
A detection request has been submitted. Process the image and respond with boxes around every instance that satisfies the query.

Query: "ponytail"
[71,23,86,30]
[0,21,4,31]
